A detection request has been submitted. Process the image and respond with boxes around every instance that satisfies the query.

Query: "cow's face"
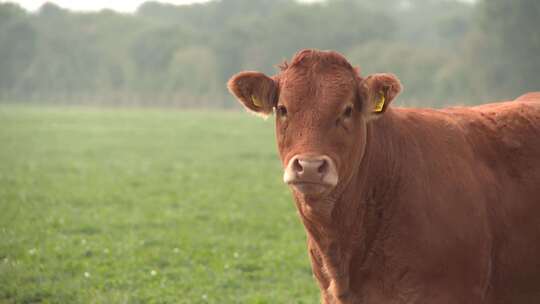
[228,50,401,198]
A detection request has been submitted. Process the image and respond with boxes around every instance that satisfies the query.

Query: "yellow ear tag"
[374,91,385,113]
[251,95,262,108]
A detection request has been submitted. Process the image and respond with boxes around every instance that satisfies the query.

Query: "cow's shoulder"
[515,91,540,102]
[393,99,540,144]
[442,98,540,129]
[440,99,540,171]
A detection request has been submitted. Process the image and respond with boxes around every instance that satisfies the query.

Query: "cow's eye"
[343,105,353,118]
[277,105,288,118]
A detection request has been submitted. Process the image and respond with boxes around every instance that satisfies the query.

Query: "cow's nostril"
[318,159,328,175]
[293,158,303,174]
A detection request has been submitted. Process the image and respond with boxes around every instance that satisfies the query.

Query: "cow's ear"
[359,73,402,119]
[227,71,279,117]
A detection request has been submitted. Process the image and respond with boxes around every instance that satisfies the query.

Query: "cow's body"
[299,96,540,303]
[228,49,540,303]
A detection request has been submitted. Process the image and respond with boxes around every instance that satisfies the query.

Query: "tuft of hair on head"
[279,49,356,73]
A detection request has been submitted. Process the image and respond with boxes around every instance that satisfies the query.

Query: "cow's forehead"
[278,67,356,107]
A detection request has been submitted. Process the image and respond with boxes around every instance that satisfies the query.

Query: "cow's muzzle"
[283,154,338,195]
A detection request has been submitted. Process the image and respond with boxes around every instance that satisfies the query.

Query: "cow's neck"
[292,111,403,300]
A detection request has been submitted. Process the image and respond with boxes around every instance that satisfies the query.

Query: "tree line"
[0,0,538,108]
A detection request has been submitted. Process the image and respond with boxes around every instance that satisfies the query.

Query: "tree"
[477,0,540,99]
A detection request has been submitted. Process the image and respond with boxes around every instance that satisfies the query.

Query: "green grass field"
[0,105,318,303]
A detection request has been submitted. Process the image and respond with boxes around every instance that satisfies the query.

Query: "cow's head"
[228,49,401,198]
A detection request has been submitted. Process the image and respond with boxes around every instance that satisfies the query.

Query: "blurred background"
[0,0,539,303]
[0,0,538,108]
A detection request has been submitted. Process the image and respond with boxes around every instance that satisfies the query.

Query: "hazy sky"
[1,0,322,13]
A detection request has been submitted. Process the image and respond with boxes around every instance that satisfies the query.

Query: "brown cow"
[228,49,540,304]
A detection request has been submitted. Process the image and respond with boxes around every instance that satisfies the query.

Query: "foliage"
[475,0,540,100]
[0,0,538,107]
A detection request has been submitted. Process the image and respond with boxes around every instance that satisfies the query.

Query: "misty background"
[0,1,539,301]
[0,0,538,108]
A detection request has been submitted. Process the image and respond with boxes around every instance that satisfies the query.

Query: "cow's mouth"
[288,181,332,195]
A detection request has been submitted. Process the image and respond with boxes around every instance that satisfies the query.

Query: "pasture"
[0,105,318,303]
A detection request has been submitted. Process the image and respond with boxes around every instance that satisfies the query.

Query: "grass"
[0,105,319,303]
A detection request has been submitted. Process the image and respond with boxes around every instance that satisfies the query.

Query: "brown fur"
[228,49,540,303]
